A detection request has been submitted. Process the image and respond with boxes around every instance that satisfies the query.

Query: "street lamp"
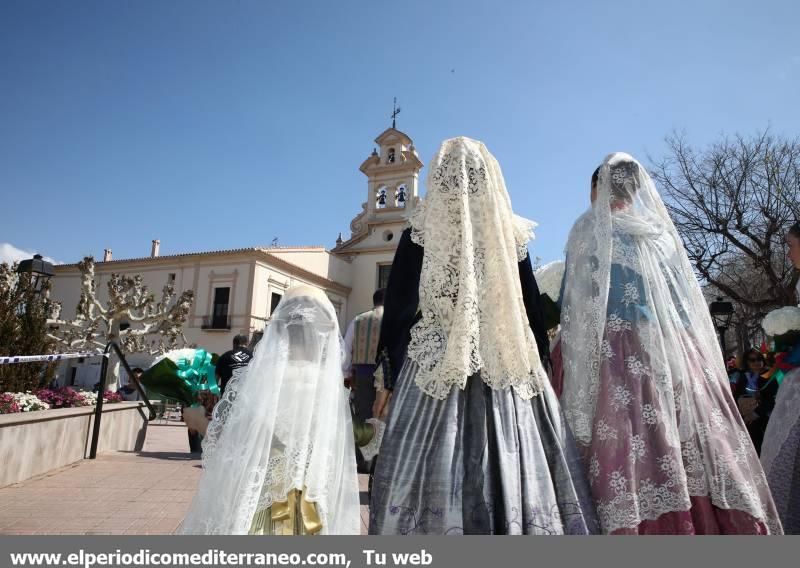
[709,297,735,356]
[16,254,55,294]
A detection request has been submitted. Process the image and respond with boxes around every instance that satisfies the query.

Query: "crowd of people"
[727,350,780,455]
[178,137,799,535]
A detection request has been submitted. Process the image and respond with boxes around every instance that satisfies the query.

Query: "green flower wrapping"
[140,348,220,406]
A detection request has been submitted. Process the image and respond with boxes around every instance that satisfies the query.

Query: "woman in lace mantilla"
[761,363,800,534]
[558,152,781,534]
[368,137,598,535]
[179,286,361,535]
[760,227,800,534]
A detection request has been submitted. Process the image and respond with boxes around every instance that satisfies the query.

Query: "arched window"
[376,187,388,209]
[395,184,408,207]
[387,148,396,164]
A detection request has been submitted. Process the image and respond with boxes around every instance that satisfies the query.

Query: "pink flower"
[102,391,123,403]
[34,387,87,409]
[0,393,21,414]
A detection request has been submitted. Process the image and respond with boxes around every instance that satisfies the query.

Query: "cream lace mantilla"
[407,137,548,400]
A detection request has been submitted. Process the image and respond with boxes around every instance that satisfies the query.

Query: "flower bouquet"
[140,348,220,407]
[761,306,800,386]
[140,348,220,452]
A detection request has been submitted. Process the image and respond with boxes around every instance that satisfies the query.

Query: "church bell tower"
[333,118,424,321]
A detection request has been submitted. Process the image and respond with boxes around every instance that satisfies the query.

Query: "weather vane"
[391,97,401,129]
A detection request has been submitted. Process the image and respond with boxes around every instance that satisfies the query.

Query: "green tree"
[0,262,56,392]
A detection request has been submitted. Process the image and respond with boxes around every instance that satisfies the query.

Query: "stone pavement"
[0,421,370,535]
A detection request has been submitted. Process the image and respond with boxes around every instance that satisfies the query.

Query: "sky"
[1,0,799,266]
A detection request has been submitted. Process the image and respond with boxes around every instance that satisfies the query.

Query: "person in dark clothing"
[119,367,144,401]
[372,230,551,400]
[216,334,253,396]
[734,348,779,454]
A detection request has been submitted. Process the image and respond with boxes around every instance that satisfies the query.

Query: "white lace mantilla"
[560,153,782,534]
[406,137,547,400]
[180,290,361,535]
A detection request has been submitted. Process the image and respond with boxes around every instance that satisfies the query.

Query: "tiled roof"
[54,245,327,268]
[52,245,350,294]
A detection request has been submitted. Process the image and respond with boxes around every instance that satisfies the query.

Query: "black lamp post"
[16,254,55,294]
[709,297,735,356]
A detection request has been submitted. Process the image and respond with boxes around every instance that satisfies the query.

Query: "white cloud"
[0,243,60,266]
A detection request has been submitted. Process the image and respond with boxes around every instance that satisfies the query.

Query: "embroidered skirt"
[369,360,598,534]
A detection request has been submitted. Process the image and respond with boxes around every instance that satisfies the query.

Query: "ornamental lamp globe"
[16,254,55,294]
[709,297,735,330]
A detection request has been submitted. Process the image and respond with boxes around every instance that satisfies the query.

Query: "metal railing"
[88,341,157,459]
[201,315,231,330]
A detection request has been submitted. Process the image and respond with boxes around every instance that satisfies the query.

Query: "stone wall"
[0,402,148,487]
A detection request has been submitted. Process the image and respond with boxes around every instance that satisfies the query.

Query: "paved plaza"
[0,422,370,535]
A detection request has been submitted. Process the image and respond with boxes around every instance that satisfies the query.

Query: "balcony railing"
[201,315,232,330]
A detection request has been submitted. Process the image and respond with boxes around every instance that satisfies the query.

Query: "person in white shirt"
[342,289,385,422]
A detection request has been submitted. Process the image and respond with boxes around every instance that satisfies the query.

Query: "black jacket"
[376,228,550,390]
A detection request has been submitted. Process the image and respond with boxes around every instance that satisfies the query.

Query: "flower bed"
[0,393,19,414]
[13,392,50,412]
[80,390,123,406]
[0,387,122,414]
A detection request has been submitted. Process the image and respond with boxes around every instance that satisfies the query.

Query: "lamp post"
[709,297,735,357]
[16,254,55,294]
[13,254,56,392]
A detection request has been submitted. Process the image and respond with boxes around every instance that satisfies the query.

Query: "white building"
[48,127,424,388]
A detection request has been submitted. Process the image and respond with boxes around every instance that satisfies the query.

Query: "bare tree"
[703,256,771,354]
[47,257,194,388]
[651,130,800,350]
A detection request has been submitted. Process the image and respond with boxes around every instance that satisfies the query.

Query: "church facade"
[47,127,424,388]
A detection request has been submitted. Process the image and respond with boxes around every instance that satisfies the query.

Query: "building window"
[376,187,388,209]
[270,292,283,315]
[168,273,176,283]
[204,287,230,329]
[377,265,392,290]
[395,184,407,207]
[387,148,396,163]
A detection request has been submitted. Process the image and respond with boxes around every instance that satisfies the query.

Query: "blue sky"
[1,0,798,265]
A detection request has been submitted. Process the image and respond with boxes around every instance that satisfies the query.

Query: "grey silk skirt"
[369,360,599,535]
[765,419,800,534]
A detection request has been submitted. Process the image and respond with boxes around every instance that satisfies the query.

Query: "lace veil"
[407,136,548,400]
[761,368,800,475]
[559,152,780,533]
[179,286,360,534]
